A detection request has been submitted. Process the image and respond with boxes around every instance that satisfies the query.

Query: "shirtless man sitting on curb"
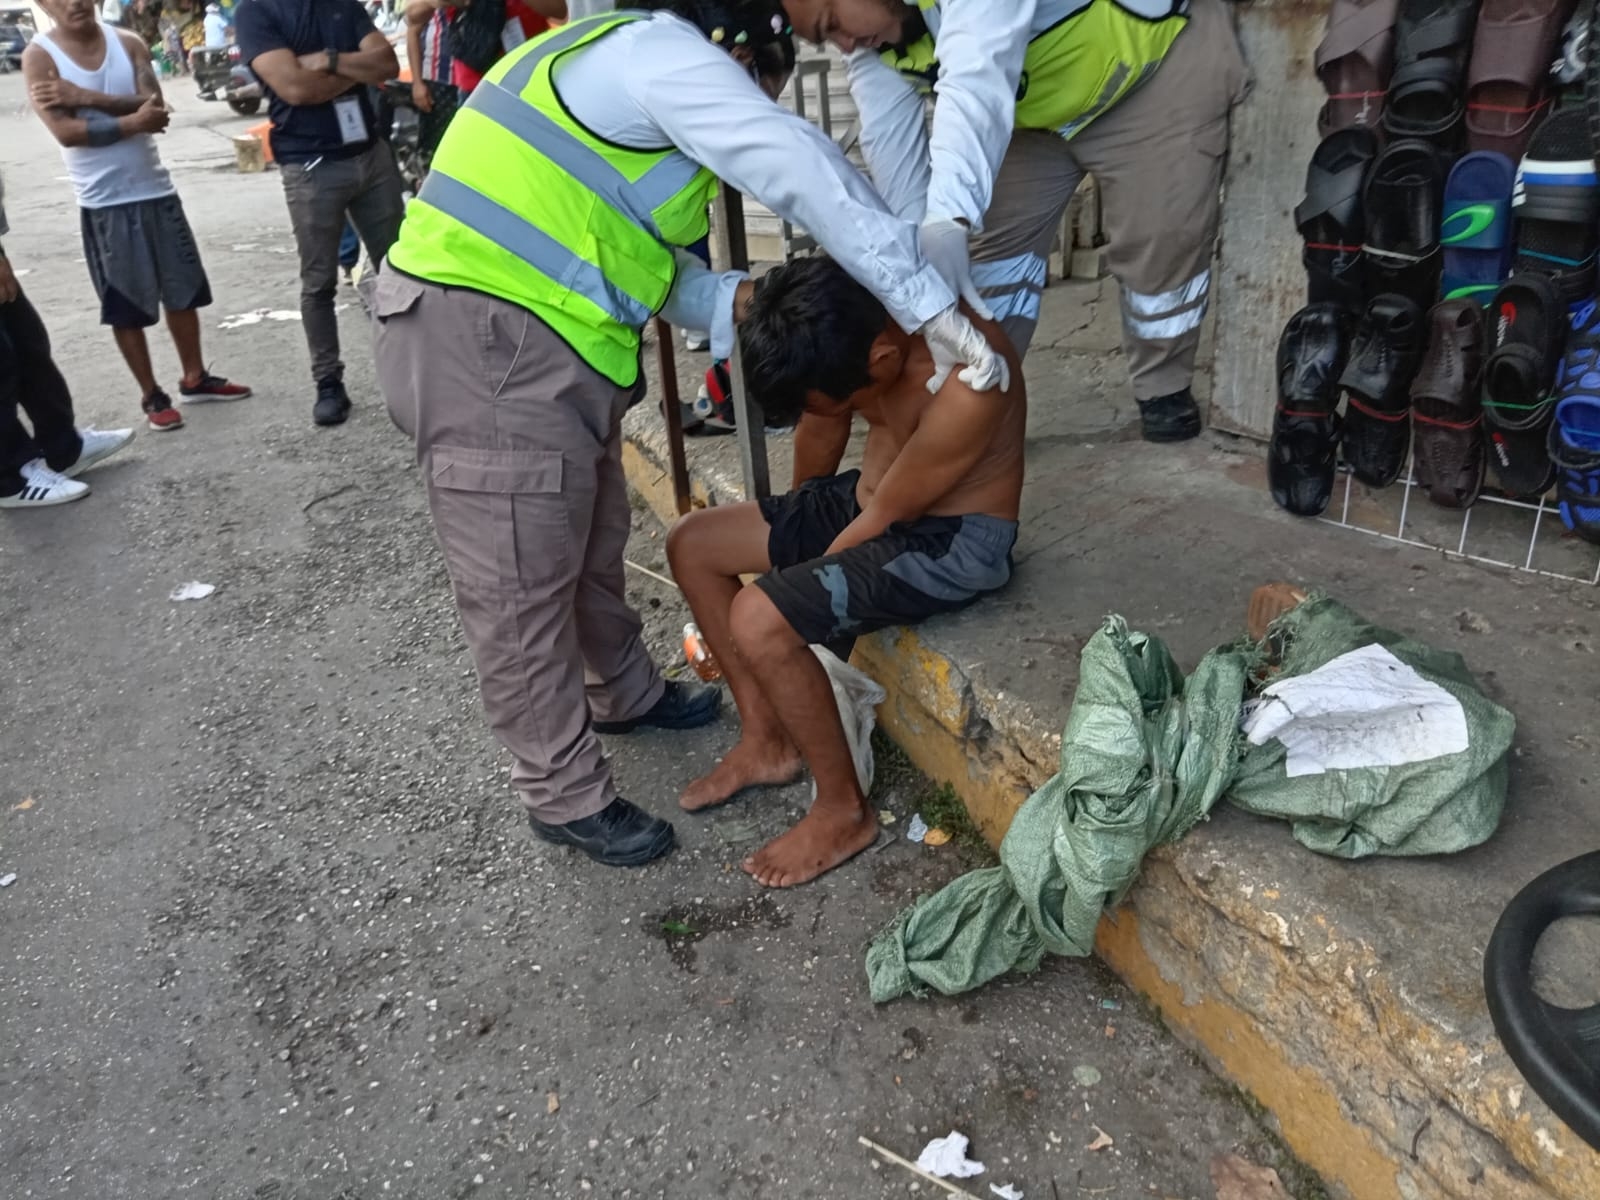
[667,255,1026,888]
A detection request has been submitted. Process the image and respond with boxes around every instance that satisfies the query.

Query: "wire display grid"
[1318,468,1600,585]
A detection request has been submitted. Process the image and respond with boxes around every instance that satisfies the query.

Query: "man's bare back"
[853,312,1025,524]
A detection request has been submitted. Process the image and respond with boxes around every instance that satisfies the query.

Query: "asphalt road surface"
[0,75,1320,1199]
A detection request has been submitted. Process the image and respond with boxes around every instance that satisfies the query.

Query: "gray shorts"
[80,194,212,328]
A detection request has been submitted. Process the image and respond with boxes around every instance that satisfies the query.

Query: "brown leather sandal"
[1463,0,1578,162]
[1316,0,1401,136]
[1411,298,1489,507]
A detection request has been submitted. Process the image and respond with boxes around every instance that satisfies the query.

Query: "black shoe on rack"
[1339,293,1427,487]
[1270,302,1350,516]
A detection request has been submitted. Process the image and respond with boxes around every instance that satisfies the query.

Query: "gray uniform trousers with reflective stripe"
[372,267,664,824]
[969,0,1248,401]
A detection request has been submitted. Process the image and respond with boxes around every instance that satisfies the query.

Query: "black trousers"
[0,287,80,494]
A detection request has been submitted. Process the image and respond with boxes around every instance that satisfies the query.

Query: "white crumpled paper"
[1241,643,1469,778]
[991,1185,1024,1200]
[916,1130,985,1179]
[170,582,216,602]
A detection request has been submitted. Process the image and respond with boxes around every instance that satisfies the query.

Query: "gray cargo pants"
[280,138,406,386]
[970,0,1249,401]
[371,267,665,823]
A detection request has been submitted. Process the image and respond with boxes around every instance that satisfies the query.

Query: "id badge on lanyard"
[332,94,368,145]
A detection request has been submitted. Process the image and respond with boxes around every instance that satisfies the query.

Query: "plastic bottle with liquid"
[682,622,722,682]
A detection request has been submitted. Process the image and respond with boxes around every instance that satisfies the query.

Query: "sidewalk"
[625,277,1600,1200]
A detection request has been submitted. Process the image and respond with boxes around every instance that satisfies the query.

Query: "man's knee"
[666,506,764,579]
[301,274,339,303]
[729,584,796,662]
[665,509,711,577]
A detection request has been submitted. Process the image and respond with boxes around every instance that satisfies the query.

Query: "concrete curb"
[620,419,1599,1200]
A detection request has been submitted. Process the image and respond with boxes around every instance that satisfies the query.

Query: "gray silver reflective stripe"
[417,171,656,328]
[497,10,636,92]
[471,10,705,238]
[468,81,701,239]
[1056,60,1131,139]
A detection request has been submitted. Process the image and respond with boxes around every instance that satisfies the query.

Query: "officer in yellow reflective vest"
[372,1,1006,868]
[800,0,1249,447]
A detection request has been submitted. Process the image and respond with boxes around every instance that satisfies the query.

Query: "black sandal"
[1480,273,1566,497]
[1363,139,1447,309]
[1511,107,1600,307]
[1270,303,1352,516]
[1383,0,1483,147]
[1296,126,1383,312]
[1339,293,1428,486]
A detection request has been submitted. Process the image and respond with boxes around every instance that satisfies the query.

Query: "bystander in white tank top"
[32,23,174,210]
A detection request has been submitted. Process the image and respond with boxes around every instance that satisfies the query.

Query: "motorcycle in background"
[376,78,425,195]
[192,43,262,116]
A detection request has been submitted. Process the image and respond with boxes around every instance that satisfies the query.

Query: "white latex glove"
[919,217,993,321]
[921,303,1011,395]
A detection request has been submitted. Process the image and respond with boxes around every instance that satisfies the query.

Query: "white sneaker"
[0,459,90,508]
[683,328,710,352]
[62,427,135,479]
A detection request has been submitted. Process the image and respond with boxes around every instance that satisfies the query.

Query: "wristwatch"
[325,48,340,75]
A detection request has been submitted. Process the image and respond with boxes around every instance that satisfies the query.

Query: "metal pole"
[652,317,693,517]
[711,187,771,501]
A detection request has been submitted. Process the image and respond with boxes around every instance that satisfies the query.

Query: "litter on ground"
[916,1130,985,1178]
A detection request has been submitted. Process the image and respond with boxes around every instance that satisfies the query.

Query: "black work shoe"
[591,680,722,734]
[313,376,352,426]
[1137,387,1203,443]
[528,797,676,867]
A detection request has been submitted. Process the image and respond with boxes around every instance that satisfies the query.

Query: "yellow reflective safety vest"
[881,0,1189,142]
[387,12,719,388]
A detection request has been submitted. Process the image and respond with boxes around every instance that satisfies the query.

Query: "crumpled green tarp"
[1227,596,1515,858]
[865,596,1515,1003]
[865,615,1251,1002]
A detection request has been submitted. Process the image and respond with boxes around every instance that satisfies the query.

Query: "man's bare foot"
[680,737,803,812]
[742,800,879,888]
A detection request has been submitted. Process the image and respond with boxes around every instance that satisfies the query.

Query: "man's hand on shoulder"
[28,76,89,111]
[919,303,1010,395]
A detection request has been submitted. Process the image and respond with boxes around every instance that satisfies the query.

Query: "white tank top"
[33,24,174,210]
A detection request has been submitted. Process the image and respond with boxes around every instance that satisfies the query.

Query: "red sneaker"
[143,388,185,432]
[178,371,253,404]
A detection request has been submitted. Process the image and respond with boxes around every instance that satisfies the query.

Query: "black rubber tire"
[227,96,262,117]
[1483,850,1600,1151]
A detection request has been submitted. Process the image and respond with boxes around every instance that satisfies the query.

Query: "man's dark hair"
[739,256,888,428]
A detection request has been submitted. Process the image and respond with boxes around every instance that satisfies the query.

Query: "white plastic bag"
[811,647,886,799]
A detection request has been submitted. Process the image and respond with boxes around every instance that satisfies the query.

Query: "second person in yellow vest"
[812,0,1250,445]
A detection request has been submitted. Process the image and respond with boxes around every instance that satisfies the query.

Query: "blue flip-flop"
[1441,150,1514,303]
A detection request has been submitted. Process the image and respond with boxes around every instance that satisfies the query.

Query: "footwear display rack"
[1320,465,1600,583]
[1272,0,1600,582]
